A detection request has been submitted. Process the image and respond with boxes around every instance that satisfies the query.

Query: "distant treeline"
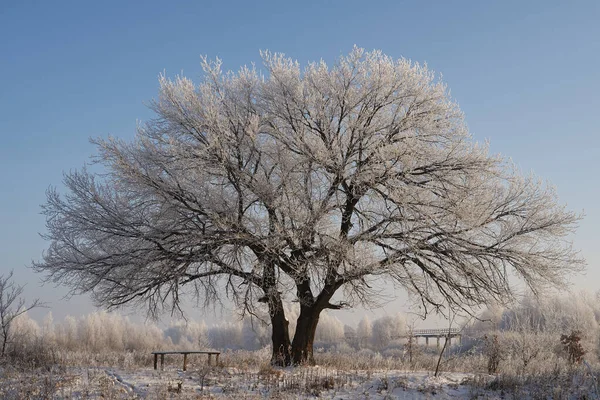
[7,290,600,363]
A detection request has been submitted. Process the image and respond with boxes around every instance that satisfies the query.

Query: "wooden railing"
[411,328,460,336]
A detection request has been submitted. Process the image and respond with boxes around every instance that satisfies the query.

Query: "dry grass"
[1,344,600,399]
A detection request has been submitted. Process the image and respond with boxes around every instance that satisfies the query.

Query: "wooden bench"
[151,351,221,371]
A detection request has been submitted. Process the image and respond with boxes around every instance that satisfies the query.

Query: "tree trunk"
[1,335,6,357]
[261,257,292,366]
[291,305,321,365]
[269,296,292,366]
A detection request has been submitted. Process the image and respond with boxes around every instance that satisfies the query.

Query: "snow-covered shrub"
[208,321,244,349]
[241,317,270,350]
[6,313,40,360]
[331,341,355,354]
[483,334,502,374]
[54,315,79,351]
[122,321,164,351]
[78,312,125,352]
[464,290,600,374]
[314,312,345,347]
[381,347,405,358]
[371,314,405,350]
[164,319,209,350]
[356,316,372,349]
[343,324,357,348]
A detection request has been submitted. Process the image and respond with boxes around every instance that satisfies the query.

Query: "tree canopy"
[34,47,583,365]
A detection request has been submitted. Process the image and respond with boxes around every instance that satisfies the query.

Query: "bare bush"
[356,316,372,350]
[371,314,405,351]
[164,319,209,350]
[208,321,244,350]
[561,330,585,365]
[483,334,502,374]
[0,271,45,358]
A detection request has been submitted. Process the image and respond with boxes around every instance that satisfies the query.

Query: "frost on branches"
[34,47,583,366]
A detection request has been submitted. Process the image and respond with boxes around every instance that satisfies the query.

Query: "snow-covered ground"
[1,362,598,399]
[102,368,490,399]
[0,364,496,399]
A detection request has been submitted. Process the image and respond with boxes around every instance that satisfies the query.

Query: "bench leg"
[183,353,188,371]
[161,354,165,370]
[154,354,158,370]
[208,353,212,366]
[216,354,219,366]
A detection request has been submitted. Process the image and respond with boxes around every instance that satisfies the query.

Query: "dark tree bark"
[291,305,321,365]
[1,331,8,358]
[261,257,292,366]
[289,274,344,365]
[269,295,292,366]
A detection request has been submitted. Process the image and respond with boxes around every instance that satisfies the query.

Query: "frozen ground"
[0,364,498,399]
[101,368,491,399]
[1,363,598,399]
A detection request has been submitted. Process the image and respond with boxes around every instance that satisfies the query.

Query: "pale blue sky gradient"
[1,0,599,325]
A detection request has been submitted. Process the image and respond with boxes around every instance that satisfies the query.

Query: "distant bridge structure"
[344,327,462,348]
[409,328,461,347]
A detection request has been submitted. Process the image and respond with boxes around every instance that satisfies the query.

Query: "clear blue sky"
[1,0,599,325]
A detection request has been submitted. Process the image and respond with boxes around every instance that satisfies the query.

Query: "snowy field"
[0,365,502,399]
[2,293,600,399]
[1,363,598,399]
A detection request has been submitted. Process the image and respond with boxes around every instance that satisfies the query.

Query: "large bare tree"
[34,48,583,365]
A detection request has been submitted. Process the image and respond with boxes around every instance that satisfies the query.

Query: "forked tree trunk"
[269,296,292,366]
[290,305,322,365]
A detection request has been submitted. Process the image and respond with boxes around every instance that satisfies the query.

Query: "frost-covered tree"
[78,312,128,352]
[8,313,40,357]
[123,320,165,352]
[55,315,78,351]
[208,321,243,349]
[371,314,406,350]
[314,311,345,346]
[356,316,373,349]
[164,319,209,350]
[0,271,44,357]
[343,324,357,347]
[48,312,164,352]
[40,312,56,347]
[242,317,271,350]
[34,47,583,365]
